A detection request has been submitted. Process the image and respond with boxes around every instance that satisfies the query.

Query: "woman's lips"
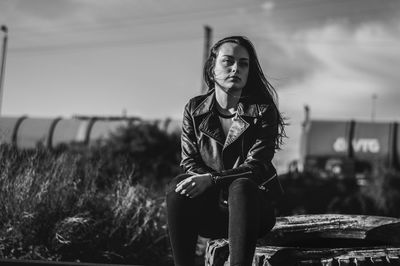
[228,76,241,81]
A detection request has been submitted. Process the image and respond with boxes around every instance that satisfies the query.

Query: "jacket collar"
[193,90,261,149]
[192,90,262,118]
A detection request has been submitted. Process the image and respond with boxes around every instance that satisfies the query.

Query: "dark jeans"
[166,173,276,266]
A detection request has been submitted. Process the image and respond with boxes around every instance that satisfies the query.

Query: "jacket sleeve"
[180,101,216,174]
[213,104,279,188]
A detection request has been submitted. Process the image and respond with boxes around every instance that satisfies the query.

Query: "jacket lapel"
[192,92,269,149]
[223,101,267,150]
[198,112,225,146]
[193,91,225,146]
[223,115,249,149]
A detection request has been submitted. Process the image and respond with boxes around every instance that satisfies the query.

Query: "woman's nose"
[231,62,238,73]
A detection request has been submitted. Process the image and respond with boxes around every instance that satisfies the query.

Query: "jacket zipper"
[259,173,277,191]
[223,170,252,179]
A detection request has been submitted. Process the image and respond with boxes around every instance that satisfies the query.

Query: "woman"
[166,36,285,266]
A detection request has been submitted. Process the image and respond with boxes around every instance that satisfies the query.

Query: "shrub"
[362,168,400,217]
[277,169,400,218]
[0,122,181,265]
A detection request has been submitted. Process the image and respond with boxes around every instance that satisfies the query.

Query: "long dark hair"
[203,36,286,149]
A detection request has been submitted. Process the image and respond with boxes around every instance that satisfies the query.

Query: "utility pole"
[302,104,310,128]
[371,93,377,122]
[0,25,8,116]
[201,25,212,94]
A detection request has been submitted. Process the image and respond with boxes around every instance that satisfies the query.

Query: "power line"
[9,34,203,54]
[253,34,400,47]
[7,0,400,54]
[11,0,398,37]
[11,2,263,36]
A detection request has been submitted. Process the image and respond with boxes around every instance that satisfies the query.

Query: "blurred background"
[1,0,400,265]
[0,0,399,169]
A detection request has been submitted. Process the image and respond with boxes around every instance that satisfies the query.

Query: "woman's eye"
[222,59,234,65]
[239,62,249,67]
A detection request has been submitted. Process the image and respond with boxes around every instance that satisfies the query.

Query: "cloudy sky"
[1,0,399,166]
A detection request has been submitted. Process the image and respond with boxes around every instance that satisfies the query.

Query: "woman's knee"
[228,178,258,194]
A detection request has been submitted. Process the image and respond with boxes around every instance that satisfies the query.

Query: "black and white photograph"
[1,1,400,265]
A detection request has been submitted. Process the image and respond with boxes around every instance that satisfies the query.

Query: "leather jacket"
[180,90,284,199]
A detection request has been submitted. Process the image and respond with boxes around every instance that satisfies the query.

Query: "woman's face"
[213,42,249,92]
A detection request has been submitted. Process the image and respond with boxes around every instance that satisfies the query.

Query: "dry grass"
[0,123,181,265]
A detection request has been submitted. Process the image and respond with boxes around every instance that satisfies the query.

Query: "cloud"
[15,0,78,19]
[255,36,322,89]
[261,1,275,11]
[273,18,400,162]
[269,0,400,31]
[280,19,400,119]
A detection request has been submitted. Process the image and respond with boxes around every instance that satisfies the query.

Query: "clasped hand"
[175,173,212,198]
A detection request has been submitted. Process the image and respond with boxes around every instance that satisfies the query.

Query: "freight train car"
[0,115,181,149]
[299,108,399,180]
